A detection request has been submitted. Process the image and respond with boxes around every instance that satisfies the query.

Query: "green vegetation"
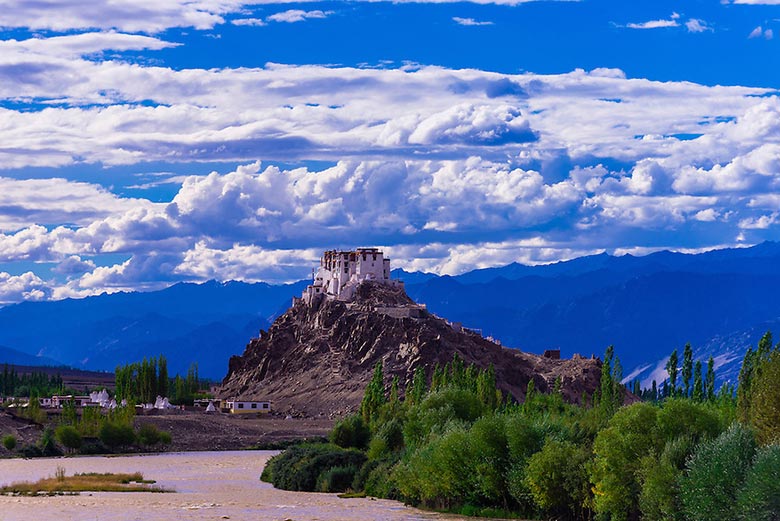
[2,434,16,451]
[264,337,780,520]
[115,355,206,405]
[0,470,170,495]
[0,364,64,398]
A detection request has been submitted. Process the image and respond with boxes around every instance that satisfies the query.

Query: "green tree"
[666,349,679,397]
[408,366,427,406]
[157,355,169,398]
[705,356,716,401]
[525,439,590,519]
[591,402,659,521]
[99,421,136,450]
[360,361,385,424]
[682,343,693,398]
[680,423,756,521]
[737,444,780,521]
[55,425,83,453]
[693,360,704,402]
[747,350,780,445]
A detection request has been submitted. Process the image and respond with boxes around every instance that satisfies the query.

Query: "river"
[0,450,469,520]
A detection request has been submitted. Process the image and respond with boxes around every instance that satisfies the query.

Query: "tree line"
[0,364,64,397]
[262,337,780,521]
[114,356,203,405]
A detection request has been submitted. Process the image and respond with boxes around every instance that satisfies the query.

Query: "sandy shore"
[0,450,466,521]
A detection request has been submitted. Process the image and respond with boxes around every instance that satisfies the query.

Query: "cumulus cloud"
[0,0,574,33]
[453,17,494,26]
[685,19,712,33]
[0,272,50,305]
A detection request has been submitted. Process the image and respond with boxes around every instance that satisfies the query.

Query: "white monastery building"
[297,247,404,305]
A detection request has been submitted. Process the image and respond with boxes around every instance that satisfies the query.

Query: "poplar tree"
[705,356,716,401]
[693,360,704,402]
[666,349,679,397]
[360,361,385,424]
[682,343,693,398]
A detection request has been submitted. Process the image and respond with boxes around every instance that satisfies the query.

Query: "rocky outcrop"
[219,282,602,417]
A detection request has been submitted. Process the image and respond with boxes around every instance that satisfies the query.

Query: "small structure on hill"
[296,248,404,305]
[543,349,561,360]
[223,399,271,414]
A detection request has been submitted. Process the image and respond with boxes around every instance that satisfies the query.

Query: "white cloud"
[231,17,267,26]
[1,0,573,33]
[749,25,774,39]
[626,19,679,30]
[0,272,50,305]
[453,17,494,26]
[266,9,332,23]
[685,19,712,33]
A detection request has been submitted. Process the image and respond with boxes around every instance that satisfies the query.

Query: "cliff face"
[219,282,601,417]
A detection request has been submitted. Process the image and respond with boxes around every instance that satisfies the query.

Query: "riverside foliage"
[263,339,780,520]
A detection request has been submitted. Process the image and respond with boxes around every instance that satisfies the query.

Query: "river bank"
[0,450,475,521]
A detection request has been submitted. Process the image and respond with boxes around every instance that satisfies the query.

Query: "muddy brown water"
[0,450,476,520]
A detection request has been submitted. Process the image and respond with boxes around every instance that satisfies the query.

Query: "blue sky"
[0,0,779,303]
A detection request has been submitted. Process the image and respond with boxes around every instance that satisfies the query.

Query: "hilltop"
[219,281,601,417]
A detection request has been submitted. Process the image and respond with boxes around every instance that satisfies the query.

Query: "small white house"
[224,399,271,414]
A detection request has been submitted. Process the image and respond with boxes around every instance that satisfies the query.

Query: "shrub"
[138,424,162,446]
[680,423,757,521]
[39,427,62,457]
[329,415,370,450]
[99,422,136,450]
[737,444,780,521]
[55,425,83,453]
[263,444,367,492]
[402,388,483,450]
[367,418,404,459]
[20,444,43,458]
[316,465,359,493]
[2,434,16,451]
[158,430,172,445]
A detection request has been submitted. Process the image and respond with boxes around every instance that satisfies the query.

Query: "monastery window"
[237,403,244,409]
[345,267,349,273]
[251,403,257,409]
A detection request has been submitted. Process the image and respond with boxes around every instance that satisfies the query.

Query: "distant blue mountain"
[2,243,779,386]
[0,280,308,379]
[0,345,60,367]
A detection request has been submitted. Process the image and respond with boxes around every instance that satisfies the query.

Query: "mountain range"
[1,242,779,385]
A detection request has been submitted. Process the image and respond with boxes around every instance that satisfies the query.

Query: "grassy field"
[0,468,171,495]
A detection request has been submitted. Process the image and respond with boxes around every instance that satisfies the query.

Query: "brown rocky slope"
[219,282,602,417]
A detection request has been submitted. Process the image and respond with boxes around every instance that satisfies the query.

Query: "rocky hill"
[219,282,601,417]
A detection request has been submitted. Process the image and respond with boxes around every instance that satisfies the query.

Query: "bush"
[20,444,43,458]
[137,423,163,446]
[263,444,367,492]
[39,427,62,457]
[329,415,370,450]
[367,418,404,459]
[159,430,172,445]
[316,465,359,493]
[680,423,757,521]
[737,444,780,521]
[402,388,483,450]
[638,436,695,521]
[2,434,16,451]
[55,425,83,452]
[99,421,136,450]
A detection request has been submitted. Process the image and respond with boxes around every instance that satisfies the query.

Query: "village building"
[223,399,271,414]
[296,247,404,306]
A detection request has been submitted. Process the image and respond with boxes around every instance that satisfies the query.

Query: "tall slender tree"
[705,356,716,401]
[666,349,679,397]
[682,343,693,398]
[693,360,704,402]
